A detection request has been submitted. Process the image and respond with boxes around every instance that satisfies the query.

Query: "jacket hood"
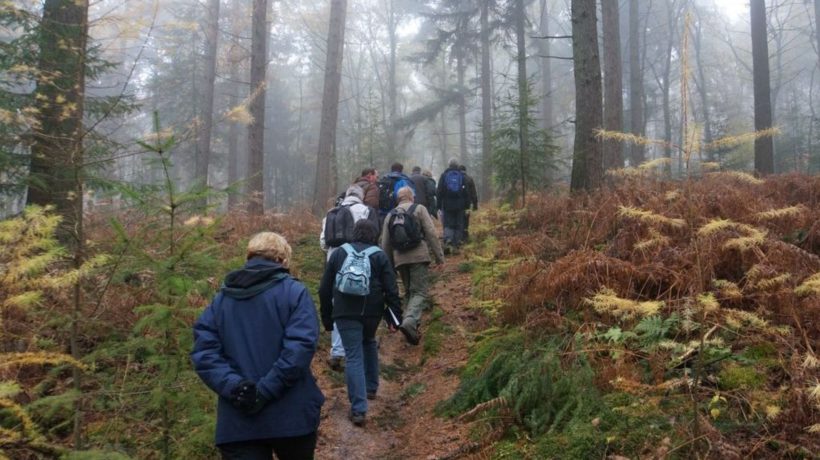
[341,195,364,206]
[221,258,290,299]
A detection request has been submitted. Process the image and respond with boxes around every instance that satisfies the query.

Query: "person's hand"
[230,380,269,415]
[387,324,398,333]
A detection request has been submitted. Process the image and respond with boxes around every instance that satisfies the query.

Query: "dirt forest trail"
[312,249,486,460]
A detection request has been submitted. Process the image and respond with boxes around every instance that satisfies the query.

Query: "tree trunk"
[480,0,492,199]
[386,0,398,158]
[247,0,268,214]
[28,0,88,237]
[515,0,529,207]
[815,0,820,69]
[27,0,89,448]
[570,0,603,191]
[628,0,645,166]
[693,9,713,161]
[751,0,774,174]
[457,50,468,164]
[195,0,220,194]
[538,0,553,132]
[227,42,241,209]
[601,0,623,170]
[312,0,348,214]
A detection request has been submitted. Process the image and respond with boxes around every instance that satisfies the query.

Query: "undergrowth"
[448,173,819,458]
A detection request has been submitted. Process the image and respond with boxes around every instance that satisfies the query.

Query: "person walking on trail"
[320,184,379,371]
[192,232,324,460]
[459,164,478,242]
[422,168,438,218]
[353,168,380,209]
[380,186,445,346]
[318,219,403,427]
[377,162,416,218]
[437,158,469,252]
[410,166,434,215]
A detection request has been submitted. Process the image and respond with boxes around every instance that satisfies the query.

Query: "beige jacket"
[380,200,444,268]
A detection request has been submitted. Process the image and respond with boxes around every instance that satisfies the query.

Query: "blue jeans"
[330,323,345,358]
[336,317,380,415]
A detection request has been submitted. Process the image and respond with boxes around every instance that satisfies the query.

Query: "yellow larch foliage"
[584,288,664,320]
[638,157,673,171]
[704,127,780,152]
[225,104,254,125]
[618,206,686,229]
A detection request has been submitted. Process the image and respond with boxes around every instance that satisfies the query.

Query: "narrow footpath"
[313,250,488,459]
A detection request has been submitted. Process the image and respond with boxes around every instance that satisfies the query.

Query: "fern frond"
[795,273,820,297]
[664,189,682,201]
[0,398,37,438]
[808,423,820,433]
[707,170,765,185]
[458,396,510,421]
[713,279,743,301]
[755,205,805,221]
[764,405,781,420]
[803,353,819,370]
[618,206,686,229]
[724,229,767,251]
[634,228,670,251]
[2,291,42,309]
[698,218,735,236]
[0,352,87,370]
[697,293,720,313]
[584,288,663,319]
[723,309,768,329]
[755,274,791,291]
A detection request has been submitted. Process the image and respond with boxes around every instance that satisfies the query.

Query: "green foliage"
[718,364,766,391]
[491,80,560,204]
[422,307,448,362]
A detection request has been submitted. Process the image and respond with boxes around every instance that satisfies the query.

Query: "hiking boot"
[398,323,420,346]
[327,356,344,371]
[349,411,366,427]
[367,391,376,400]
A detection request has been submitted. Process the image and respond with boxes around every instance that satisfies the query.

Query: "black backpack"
[324,204,355,247]
[388,204,423,251]
[377,175,416,212]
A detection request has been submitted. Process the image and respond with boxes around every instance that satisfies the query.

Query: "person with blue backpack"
[318,219,402,427]
[320,184,379,372]
[437,158,469,251]
[192,232,324,459]
[376,162,416,218]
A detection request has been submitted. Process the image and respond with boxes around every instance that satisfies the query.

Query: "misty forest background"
[1,0,819,458]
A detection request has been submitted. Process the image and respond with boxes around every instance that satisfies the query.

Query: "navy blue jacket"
[191,258,324,445]
[437,167,468,211]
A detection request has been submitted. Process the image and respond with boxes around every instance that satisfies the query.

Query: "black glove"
[229,380,269,415]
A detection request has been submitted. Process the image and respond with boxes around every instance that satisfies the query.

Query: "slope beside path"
[313,250,485,459]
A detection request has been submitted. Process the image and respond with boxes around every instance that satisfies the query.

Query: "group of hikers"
[191,160,477,459]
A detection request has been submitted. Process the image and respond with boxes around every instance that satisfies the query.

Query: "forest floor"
[312,248,488,460]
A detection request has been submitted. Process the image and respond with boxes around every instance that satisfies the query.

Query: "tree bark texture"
[601,0,623,170]
[227,42,242,208]
[313,0,348,214]
[28,0,89,239]
[515,0,529,206]
[195,0,221,190]
[457,51,468,164]
[628,0,645,166]
[750,0,775,174]
[247,0,268,214]
[693,8,713,160]
[570,0,603,191]
[480,0,492,199]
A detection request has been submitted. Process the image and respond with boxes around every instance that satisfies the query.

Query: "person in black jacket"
[437,158,469,250]
[459,164,478,242]
[318,219,402,427]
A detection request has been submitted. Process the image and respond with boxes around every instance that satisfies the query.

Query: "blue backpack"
[335,244,382,296]
[444,169,464,194]
[377,174,416,211]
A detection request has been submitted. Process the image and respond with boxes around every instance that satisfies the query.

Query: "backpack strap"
[340,242,355,254]
[407,203,418,214]
[361,245,382,257]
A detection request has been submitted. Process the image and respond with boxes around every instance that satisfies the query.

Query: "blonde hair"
[397,186,414,204]
[246,232,292,267]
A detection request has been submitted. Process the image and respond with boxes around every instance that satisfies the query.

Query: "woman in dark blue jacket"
[192,232,324,459]
[318,219,402,427]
